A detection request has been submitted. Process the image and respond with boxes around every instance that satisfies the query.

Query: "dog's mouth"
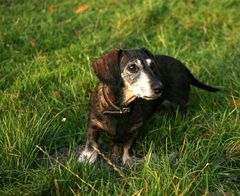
[142,94,161,100]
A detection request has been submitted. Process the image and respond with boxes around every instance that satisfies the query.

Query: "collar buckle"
[102,85,131,115]
[120,107,131,114]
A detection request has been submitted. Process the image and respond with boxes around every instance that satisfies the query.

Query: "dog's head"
[93,48,163,100]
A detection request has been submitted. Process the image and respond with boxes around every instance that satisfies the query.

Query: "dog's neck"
[122,85,137,105]
[102,84,137,114]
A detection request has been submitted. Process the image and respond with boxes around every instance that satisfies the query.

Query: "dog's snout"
[152,82,163,94]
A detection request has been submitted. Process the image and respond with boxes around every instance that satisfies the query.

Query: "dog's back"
[154,55,219,111]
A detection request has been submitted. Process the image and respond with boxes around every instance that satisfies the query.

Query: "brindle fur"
[78,48,219,165]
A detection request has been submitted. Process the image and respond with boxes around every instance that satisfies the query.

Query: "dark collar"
[102,85,131,115]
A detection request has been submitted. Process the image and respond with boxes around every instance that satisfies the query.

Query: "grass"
[0,0,240,195]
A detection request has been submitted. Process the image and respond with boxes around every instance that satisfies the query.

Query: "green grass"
[1,0,240,195]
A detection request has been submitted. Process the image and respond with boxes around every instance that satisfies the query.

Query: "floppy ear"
[93,49,122,87]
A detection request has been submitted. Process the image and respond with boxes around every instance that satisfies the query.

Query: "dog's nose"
[152,82,163,94]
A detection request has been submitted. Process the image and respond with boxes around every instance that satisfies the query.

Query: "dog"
[78,48,219,165]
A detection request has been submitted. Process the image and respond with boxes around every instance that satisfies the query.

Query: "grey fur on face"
[121,58,162,99]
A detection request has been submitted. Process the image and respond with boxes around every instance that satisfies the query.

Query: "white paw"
[122,153,132,165]
[78,149,97,164]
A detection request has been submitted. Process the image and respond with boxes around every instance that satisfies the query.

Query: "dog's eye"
[127,64,139,73]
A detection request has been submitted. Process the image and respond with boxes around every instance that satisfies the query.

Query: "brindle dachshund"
[78,48,219,165]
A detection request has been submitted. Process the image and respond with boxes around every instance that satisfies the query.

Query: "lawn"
[0,0,240,195]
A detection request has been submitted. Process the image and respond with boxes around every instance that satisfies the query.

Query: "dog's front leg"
[78,127,100,164]
[122,132,138,165]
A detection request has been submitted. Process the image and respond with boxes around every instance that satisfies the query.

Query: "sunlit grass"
[0,0,240,194]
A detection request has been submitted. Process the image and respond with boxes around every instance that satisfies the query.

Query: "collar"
[102,85,131,115]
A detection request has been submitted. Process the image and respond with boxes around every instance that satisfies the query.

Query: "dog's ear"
[141,48,155,59]
[93,49,122,87]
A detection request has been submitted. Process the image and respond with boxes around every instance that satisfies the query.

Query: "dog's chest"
[102,115,141,142]
[102,100,155,142]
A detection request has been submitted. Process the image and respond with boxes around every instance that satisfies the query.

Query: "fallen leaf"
[75,5,88,14]
[30,39,37,47]
[74,29,80,37]
[10,93,18,100]
[47,6,54,12]
[53,91,61,98]
[230,97,240,107]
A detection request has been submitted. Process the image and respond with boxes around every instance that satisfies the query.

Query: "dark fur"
[80,48,219,164]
